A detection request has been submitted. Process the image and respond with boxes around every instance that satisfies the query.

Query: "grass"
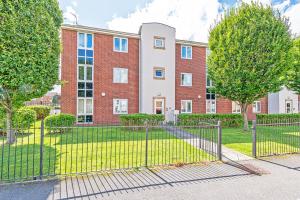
[185,125,300,157]
[0,121,212,182]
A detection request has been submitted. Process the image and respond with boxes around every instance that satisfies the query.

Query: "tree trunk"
[6,109,16,144]
[241,104,249,131]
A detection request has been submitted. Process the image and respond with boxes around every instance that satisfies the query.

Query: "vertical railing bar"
[217,120,222,161]
[39,119,44,179]
[252,120,257,158]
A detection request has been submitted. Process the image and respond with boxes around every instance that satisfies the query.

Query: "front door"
[285,100,293,113]
[154,98,165,114]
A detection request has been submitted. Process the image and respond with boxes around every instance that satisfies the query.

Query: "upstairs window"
[153,67,165,80]
[253,101,261,113]
[114,37,128,52]
[154,37,165,49]
[113,68,128,83]
[181,45,192,59]
[78,33,93,49]
[181,73,192,86]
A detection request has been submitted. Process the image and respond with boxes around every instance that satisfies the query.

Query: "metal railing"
[252,119,300,157]
[0,120,221,183]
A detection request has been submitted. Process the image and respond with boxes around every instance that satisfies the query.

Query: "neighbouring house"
[25,92,60,107]
[60,22,297,124]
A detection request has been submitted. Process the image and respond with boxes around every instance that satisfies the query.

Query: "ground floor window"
[113,99,128,114]
[252,101,261,113]
[77,98,93,123]
[232,101,241,113]
[206,100,216,113]
[181,100,192,113]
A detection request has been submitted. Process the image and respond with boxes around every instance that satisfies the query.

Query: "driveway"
[0,154,300,200]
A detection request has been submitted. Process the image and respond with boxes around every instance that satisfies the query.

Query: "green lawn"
[0,122,212,182]
[185,125,300,157]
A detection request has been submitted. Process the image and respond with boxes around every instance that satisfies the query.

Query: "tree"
[0,0,63,143]
[287,38,300,94]
[208,2,292,131]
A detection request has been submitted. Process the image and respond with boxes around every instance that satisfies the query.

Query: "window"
[232,101,241,113]
[153,67,165,79]
[206,88,216,114]
[113,99,128,114]
[206,66,213,87]
[181,73,192,86]
[154,37,165,49]
[252,101,261,113]
[113,68,128,83]
[181,45,192,59]
[77,98,93,123]
[77,32,94,123]
[114,37,128,52]
[181,100,192,114]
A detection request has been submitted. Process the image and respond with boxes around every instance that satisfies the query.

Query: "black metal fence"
[0,121,221,183]
[252,119,300,157]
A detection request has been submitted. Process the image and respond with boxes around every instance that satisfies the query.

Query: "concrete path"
[164,126,253,161]
[1,154,300,200]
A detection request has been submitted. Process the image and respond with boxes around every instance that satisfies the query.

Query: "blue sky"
[59,0,300,42]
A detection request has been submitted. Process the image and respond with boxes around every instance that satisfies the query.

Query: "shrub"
[177,114,243,128]
[45,114,76,133]
[257,114,300,123]
[27,105,51,120]
[14,107,37,128]
[120,114,165,126]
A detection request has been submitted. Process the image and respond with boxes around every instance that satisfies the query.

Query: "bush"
[27,105,51,120]
[177,114,243,128]
[14,107,37,128]
[120,114,165,126]
[257,114,300,123]
[45,114,76,133]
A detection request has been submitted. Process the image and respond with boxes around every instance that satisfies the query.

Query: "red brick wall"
[93,34,139,123]
[61,29,139,124]
[61,29,77,116]
[175,45,206,113]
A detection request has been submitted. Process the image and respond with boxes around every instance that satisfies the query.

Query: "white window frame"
[78,33,94,50]
[232,101,241,114]
[252,101,261,113]
[113,99,128,115]
[181,100,192,114]
[206,100,216,114]
[181,45,192,59]
[113,68,128,83]
[113,37,128,53]
[154,37,165,49]
[181,73,192,86]
[77,65,94,82]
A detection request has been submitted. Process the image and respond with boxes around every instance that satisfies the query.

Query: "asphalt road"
[0,154,299,200]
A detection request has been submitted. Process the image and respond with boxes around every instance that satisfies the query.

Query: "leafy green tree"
[287,38,300,94]
[208,2,292,131]
[0,0,62,143]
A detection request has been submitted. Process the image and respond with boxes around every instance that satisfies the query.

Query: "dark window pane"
[78,49,85,57]
[155,70,162,77]
[86,82,93,89]
[78,90,85,97]
[78,57,85,64]
[211,94,216,100]
[86,115,93,123]
[206,94,210,99]
[77,115,85,123]
[86,57,93,65]
[78,82,85,89]
[87,34,93,48]
[86,90,93,97]
[86,50,93,57]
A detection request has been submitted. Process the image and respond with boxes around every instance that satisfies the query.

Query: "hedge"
[177,114,243,127]
[257,114,300,123]
[14,107,37,128]
[27,105,51,120]
[120,114,165,126]
[45,114,76,133]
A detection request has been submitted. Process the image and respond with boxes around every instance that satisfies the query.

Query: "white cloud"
[72,1,78,7]
[63,6,79,25]
[107,0,300,42]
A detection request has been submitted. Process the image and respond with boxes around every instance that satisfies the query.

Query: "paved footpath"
[0,154,300,200]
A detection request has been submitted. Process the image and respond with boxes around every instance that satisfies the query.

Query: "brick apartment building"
[60,22,298,124]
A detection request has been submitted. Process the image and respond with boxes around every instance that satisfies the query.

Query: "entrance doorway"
[153,98,165,114]
[285,100,293,113]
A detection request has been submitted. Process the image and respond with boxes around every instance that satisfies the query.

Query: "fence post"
[39,119,45,179]
[217,120,222,161]
[252,120,257,158]
[145,124,149,167]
